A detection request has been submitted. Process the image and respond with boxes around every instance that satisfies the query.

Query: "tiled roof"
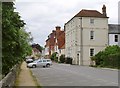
[108,24,120,34]
[75,9,108,18]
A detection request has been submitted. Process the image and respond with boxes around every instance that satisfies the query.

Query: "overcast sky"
[15,0,119,47]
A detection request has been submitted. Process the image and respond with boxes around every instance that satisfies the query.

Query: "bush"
[50,52,58,62]
[65,57,73,64]
[91,45,120,69]
[59,54,65,63]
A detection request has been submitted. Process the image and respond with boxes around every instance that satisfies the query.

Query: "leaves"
[2,2,32,76]
[91,45,120,68]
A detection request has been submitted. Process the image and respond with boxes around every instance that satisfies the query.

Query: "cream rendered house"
[65,5,109,65]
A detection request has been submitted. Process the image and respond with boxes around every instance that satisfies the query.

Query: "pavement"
[15,61,38,87]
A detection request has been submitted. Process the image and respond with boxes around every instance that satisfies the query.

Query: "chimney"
[102,5,107,17]
[56,26,61,31]
[52,30,55,33]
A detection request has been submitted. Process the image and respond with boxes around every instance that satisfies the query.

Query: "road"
[31,63,118,87]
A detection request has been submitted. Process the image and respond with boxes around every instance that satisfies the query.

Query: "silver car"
[27,59,52,68]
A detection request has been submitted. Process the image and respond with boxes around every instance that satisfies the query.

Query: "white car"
[26,58,33,63]
[27,59,52,68]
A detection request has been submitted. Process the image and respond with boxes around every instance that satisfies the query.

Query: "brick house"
[45,26,65,59]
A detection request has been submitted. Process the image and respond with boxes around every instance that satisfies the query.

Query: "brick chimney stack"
[55,26,61,38]
[56,26,61,31]
[102,5,107,17]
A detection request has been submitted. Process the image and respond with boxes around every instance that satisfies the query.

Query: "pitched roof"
[108,24,120,34]
[75,9,108,18]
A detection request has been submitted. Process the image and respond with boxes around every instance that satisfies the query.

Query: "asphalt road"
[31,63,118,86]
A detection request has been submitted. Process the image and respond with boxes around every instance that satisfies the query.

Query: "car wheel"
[32,65,36,68]
[46,64,50,67]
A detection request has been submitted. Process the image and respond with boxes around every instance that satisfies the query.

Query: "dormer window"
[90,19,94,24]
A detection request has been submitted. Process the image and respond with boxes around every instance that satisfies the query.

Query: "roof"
[108,24,120,34]
[65,9,108,25]
[75,9,108,18]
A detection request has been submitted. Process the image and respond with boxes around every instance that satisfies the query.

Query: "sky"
[15,0,119,47]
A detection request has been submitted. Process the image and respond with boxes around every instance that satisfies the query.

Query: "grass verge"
[29,69,41,88]
[14,64,22,87]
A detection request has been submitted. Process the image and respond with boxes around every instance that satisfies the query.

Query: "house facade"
[65,5,109,65]
[108,24,120,46]
[45,26,65,59]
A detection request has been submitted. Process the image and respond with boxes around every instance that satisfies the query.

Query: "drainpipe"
[80,17,83,66]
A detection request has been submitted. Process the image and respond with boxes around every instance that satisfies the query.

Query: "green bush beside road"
[91,45,120,69]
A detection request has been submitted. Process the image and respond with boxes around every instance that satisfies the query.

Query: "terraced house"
[65,5,109,65]
[45,26,65,59]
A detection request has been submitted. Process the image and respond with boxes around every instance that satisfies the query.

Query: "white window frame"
[90,31,94,40]
[90,19,94,24]
[114,35,118,42]
[90,48,94,57]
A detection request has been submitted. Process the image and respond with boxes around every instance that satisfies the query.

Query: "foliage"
[91,45,120,69]
[50,52,58,62]
[59,54,65,63]
[2,2,32,76]
[65,57,73,64]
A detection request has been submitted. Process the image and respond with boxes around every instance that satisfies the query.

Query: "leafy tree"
[91,45,120,69]
[2,2,32,76]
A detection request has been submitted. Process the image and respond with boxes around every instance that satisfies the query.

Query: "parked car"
[26,58,34,63]
[27,59,52,68]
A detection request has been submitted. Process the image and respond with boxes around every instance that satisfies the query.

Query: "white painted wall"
[65,17,108,65]
[109,34,120,46]
[45,46,49,55]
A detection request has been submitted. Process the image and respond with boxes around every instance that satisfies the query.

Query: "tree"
[2,2,32,76]
[91,45,120,68]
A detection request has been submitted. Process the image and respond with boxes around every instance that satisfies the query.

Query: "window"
[90,19,94,24]
[115,35,118,42]
[90,31,94,40]
[43,60,46,62]
[59,49,61,53]
[90,48,94,56]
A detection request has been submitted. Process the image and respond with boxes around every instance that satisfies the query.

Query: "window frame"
[90,31,94,40]
[90,19,94,24]
[114,35,118,42]
[90,48,94,57]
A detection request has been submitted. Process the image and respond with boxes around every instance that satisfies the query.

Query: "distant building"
[108,24,120,46]
[65,5,109,65]
[45,26,65,59]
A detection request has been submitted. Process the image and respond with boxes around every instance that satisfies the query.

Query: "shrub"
[65,57,73,64]
[59,54,65,63]
[91,45,120,69]
[50,52,58,62]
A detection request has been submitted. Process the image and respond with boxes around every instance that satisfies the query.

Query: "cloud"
[15,0,119,46]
